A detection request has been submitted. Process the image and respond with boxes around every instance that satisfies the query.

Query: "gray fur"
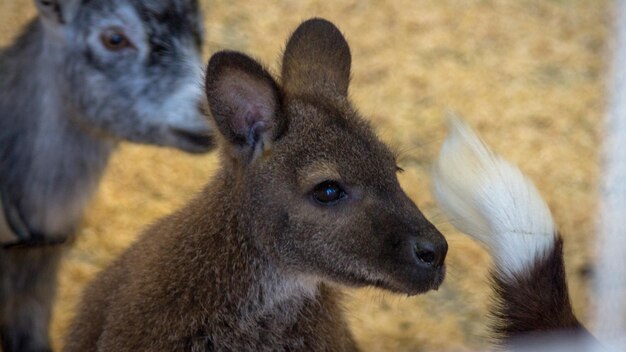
[0,1,212,351]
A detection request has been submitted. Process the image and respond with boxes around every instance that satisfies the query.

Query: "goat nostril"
[198,98,210,117]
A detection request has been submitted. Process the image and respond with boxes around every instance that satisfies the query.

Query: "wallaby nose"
[413,237,447,268]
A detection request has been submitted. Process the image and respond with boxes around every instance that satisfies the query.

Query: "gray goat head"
[36,0,213,152]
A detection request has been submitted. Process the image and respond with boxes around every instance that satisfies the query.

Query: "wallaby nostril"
[413,240,444,267]
[416,248,436,264]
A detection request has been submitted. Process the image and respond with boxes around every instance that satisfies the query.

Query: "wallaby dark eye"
[312,181,346,205]
[100,29,131,51]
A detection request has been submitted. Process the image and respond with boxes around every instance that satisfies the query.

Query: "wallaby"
[65,18,448,352]
[0,1,212,351]
[433,117,602,351]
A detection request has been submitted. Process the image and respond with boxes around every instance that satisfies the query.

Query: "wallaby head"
[205,18,448,295]
[31,0,212,152]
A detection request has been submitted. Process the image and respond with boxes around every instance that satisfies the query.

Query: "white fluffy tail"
[433,116,556,278]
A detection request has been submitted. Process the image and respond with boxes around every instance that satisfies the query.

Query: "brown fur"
[65,18,447,351]
[490,236,593,348]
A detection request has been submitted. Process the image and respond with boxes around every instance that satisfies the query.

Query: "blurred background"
[0,0,610,350]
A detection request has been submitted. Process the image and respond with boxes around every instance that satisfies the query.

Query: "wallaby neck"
[157,170,320,324]
[0,19,115,237]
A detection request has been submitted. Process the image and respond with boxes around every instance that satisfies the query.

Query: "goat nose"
[413,238,447,268]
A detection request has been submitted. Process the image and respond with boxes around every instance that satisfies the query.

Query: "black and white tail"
[432,117,596,350]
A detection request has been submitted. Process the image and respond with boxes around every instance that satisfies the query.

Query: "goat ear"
[34,0,80,25]
[205,51,283,162]
[281,18,351,99]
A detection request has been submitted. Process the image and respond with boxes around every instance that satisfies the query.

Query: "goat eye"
[100,29,131,51]
[312,181,346,205]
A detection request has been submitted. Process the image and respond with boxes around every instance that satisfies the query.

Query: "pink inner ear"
[219,70,277,145]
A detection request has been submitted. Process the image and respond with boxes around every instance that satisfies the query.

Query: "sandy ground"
[0,0,611,350]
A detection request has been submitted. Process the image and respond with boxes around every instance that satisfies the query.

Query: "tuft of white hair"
[432,116,556,279]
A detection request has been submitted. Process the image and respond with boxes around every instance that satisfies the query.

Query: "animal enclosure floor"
[0,0,610,350]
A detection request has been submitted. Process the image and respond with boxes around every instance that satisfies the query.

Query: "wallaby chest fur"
[66,18,447,351]
[67,177,356,351]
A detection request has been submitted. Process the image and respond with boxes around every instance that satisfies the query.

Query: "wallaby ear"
[205,51,283,162]
[34,0,80,25]
[281,18,351,98]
